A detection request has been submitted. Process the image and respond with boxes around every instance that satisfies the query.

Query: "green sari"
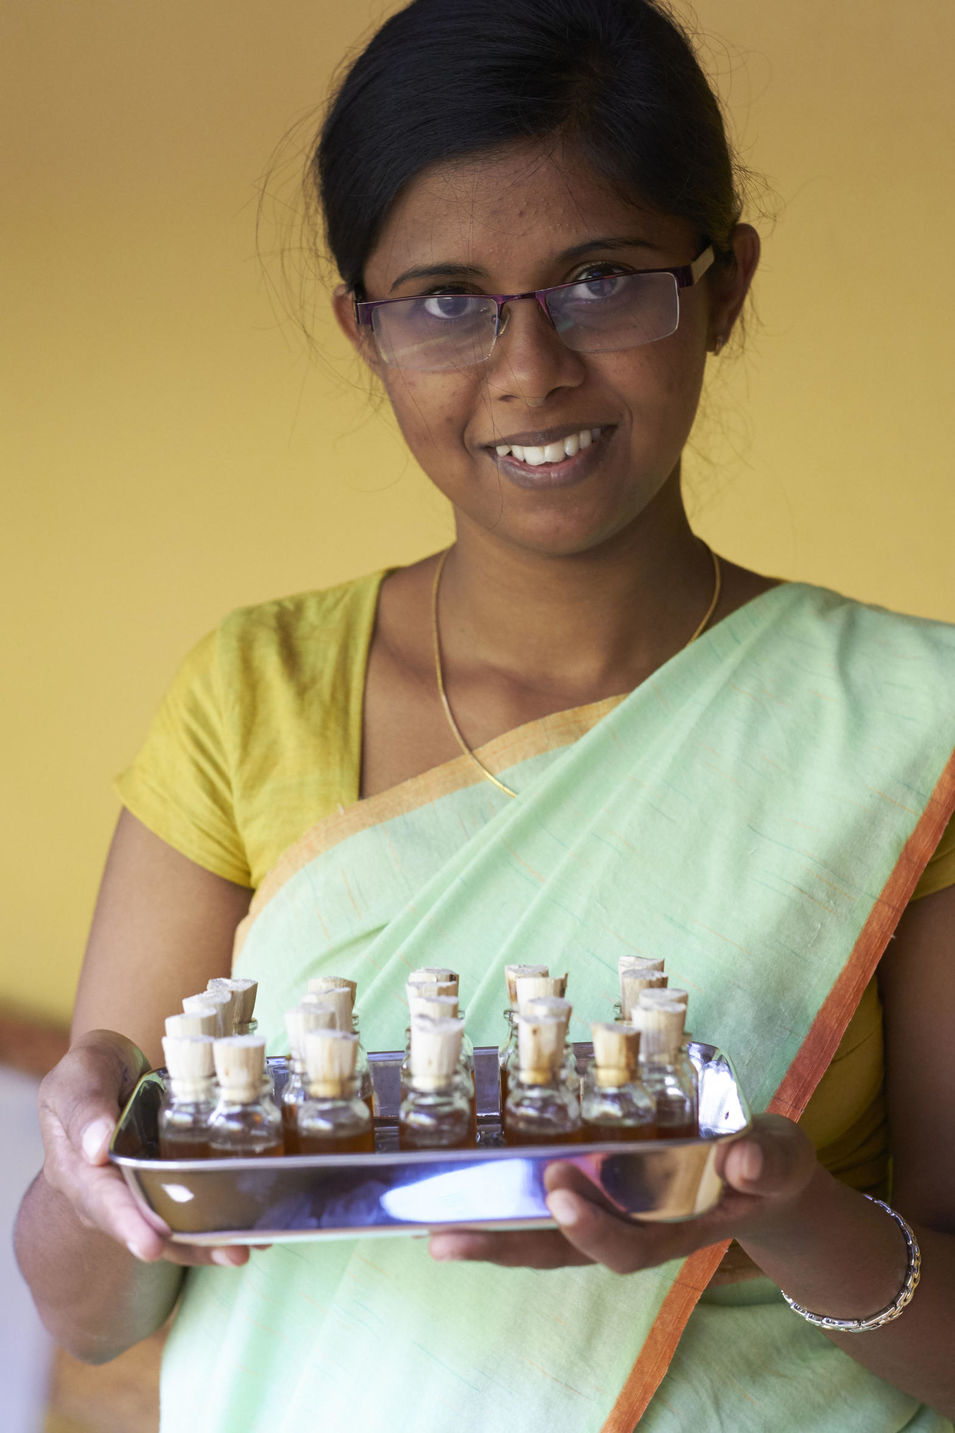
[160,583,955,1432]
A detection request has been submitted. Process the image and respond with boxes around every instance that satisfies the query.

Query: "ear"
[332,283,383,376]
[707,223,760,352]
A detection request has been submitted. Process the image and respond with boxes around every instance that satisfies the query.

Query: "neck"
[440,505,718,698]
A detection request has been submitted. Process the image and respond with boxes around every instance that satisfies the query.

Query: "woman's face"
[337,141,755,559]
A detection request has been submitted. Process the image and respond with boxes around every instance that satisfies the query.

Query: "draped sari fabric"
[160,583,955,1432]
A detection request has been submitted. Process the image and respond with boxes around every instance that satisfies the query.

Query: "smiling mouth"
[484,425,611,488]
[491,426,603,467]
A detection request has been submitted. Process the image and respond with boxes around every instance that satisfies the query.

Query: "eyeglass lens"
[371,271,680,372]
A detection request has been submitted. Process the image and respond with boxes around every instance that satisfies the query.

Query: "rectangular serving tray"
[109,1041,750,1243]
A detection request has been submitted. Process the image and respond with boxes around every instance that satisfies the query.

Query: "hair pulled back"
[313,0,743,293]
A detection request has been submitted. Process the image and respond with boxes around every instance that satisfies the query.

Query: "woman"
[16,0,955,1428]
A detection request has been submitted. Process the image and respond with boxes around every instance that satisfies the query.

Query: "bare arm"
[14,809,253,1361]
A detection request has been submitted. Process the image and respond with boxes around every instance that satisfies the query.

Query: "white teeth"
[493,426,601,464]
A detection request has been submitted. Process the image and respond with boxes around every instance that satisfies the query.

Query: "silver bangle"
[780,1196,921,1333]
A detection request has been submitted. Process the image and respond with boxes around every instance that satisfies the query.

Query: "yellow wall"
[3,1,953,1025]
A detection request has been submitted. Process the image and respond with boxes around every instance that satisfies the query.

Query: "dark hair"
[311,0,744,292]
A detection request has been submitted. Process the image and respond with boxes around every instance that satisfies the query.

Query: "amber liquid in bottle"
[580,1120,656,1142]
[209,1038,284,1158]
[503,1082,582,1146]
[655,1116,699,1140]
[399,1073,473,1151]
[296,1126,375,1155]
[158,1129,213,1160]
[208,1115,284,1158]
[290,1092,374,1156]
[503,1119,583,1146]
[158,1034,216,1160]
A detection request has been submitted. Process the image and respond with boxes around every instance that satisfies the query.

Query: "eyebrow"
[388,237,662,293]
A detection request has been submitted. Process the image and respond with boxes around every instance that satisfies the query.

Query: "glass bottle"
[499,964,550,1108]
[158,1034,216,1159]
[282,1004,338,1152]
[580,1022,656,1141]
[290,1029,374,1155]
[501,993,577,1111]
[304,979,374,1116]
[399,1017,472,1150]
[403,991,476,1137]
[208,1036,284,1157]
[631,999,699,1139]
[503,1013,581,1145]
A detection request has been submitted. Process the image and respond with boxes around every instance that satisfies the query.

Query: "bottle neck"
[167,1074,215,1102]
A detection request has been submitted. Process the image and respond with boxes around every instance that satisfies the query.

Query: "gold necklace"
[431,542,722,800]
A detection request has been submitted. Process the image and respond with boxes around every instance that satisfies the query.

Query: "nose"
[484,294,586,405]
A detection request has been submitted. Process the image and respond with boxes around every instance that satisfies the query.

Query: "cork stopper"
[183,990,231,1037]
[504,964,549,1006]
[638,987,688,1010]
[165,1009,217,1039]
[212,1035,267,1101]
[408,979,458,1002]
[519,994,571,1034]
[285,1003,338,1059]
[407,967,458,994]
[408,1017,464,1091]
[591,1021,640,1088]
[620,969,668,1020]
[307,977,356,1016]
[406,987,459,1022]
[162,1034,215,1096]
[301,987,352,1031]
[516,1014,565,1085]
[630,1000,686,1059]
[618,956,665,977]
[302,1028,359,1098]
[201,981,242,1033]
[208,977,258,1029]
[514,974,567,1010]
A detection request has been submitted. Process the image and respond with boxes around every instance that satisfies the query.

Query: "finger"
[40,1035,148,1170]
[719,1114,816,1203]
[542,1189,687,1274]
[71,1162,172,1261]
[159,1243,253,1269]
[428,1228,594,1269]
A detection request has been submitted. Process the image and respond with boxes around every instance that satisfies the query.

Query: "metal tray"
[109,1042,749,1243]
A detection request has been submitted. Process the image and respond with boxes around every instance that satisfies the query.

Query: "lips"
[483,425,613,488]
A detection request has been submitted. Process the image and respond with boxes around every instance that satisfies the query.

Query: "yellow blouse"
[116,574,955,1192]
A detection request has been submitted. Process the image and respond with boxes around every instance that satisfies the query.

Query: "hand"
[428,1113,817,1273]
[37,1029,257,1268]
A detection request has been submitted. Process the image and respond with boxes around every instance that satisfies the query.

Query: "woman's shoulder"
[215,568,389,652]
[730,572,955,659]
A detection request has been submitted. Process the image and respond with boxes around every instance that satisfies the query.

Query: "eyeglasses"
[354,246,714,372]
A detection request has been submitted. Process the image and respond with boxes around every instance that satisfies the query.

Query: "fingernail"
[81,1118,114,1163]
[546,1191,581,1228]
[126,1240,150,1262]
[741,1141,764,1182]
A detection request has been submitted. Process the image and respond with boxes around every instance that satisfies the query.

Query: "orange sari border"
[233,693,623,960]
[601,744,955,1431]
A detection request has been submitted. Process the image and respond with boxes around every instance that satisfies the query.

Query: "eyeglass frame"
[352,244,716,367]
